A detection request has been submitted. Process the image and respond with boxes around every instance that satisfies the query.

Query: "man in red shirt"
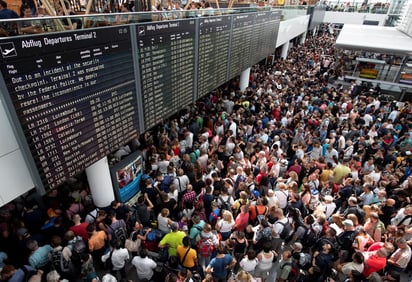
[69,214,89,242]
[363,248,388,278]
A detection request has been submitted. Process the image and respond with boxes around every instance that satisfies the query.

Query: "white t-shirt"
[217,219,235,233]
[274,190,288,209]
[173,175,190,193]
[240,257,259,272]
[132,256,157,280]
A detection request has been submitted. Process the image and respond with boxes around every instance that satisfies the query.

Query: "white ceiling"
[335,24,412,56]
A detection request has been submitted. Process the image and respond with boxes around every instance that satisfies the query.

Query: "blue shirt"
[209,254,233,279]
[9,265,37,282]
[0,9,18,19]
[29,244,53,268]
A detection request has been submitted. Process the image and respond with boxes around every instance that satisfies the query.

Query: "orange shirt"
[88,231,107,251]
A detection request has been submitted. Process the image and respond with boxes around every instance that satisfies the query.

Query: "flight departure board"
[228,13,254,80]
[0,26,140,189]
[198,15,231,99]
[250,11,281,65]
[136,19,196,130]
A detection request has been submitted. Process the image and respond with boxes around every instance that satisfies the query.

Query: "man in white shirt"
[173,168,190,194]
[184,129,194,151]
[101,239,129,280]
[132,248,157,280]
[274,182,289,210]
[324,145,338,165]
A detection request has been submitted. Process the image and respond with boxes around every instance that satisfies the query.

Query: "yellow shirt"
[176,245,197,268]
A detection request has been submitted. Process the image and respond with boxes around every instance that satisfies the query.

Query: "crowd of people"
[0,27,412,282]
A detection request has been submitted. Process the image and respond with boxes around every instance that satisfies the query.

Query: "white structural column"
[281,41,290,59]
[86,157,115,207]
[300,31,307,45]
[239,67,251,92]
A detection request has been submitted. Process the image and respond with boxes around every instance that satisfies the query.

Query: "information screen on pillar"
[110,152,143,203]
[0,26,140,190]
[136,19,196,130]
[198,15,231,99]
[228,13,253,80]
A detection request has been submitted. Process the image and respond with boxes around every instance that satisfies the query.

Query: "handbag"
[125,231,140,252]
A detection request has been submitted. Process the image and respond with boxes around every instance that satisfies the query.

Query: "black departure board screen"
[250,11,280,65]
[228,13,254,80]
[198,15,231,99]
[136,19,196,130]
[0,26,139,189]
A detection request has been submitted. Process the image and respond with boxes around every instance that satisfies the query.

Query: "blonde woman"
[347,213,360,228]
[216,210,235,240]
[234,270,257,282]
[157,208,172,234]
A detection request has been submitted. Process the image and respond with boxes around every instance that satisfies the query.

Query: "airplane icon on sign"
[0,42,17,58]
[2,48,15,56]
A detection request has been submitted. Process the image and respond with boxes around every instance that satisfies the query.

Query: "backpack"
[373,221,386,237]
[218,196,232,211]
[299,225,318,249]
[51,249,73,274]
[159,175,174,192]
[280,261,301,282]
[146,229,163,242]
[109,225,127,245]
[278,220,293,240]
[197,238,215,257]
[72,238,87,255]
[337,230,357,251]
[252,206,267,225]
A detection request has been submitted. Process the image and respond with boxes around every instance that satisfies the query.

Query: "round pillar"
[86,157,115,207]
[239,67,251,92]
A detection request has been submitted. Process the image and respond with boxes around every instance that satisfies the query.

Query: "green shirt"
[159,231,186,256]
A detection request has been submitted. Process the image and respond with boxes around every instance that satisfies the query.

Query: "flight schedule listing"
[0,26,140,189]
[198,15,231,99]
[228,13,254,80]
[137,19,196,130]
[250,11,281,65]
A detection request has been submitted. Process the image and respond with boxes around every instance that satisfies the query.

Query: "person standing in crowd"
[205,244,236,282]
[101,239,129,280]
[132,248,157,281]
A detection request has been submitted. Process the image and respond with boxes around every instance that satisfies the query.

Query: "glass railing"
[324,2,390,14]
[281,5,308,20]
[0,5,312,37]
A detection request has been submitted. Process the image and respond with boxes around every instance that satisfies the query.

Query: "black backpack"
[108,223,127,246]
[51,249,73,274]
[337,230,357,251]
[218,196,232,211]
[278,220,293,240]
[299,225,318,249]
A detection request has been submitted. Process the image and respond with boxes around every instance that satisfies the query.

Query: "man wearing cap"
[337,219,357,263]
[159,222,186,257]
